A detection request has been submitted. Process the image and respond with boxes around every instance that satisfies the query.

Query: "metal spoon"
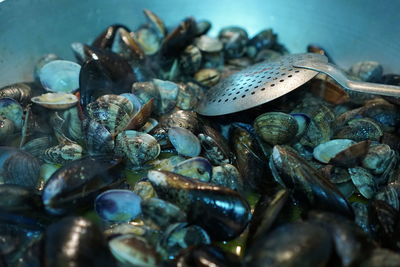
[293,60,400,97]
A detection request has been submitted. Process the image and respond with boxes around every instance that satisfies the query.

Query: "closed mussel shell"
[244,222,332,267]
[95,189,141,222]
[42,156,122,215]
[254,112,298,145]
[230,123,275,193]
[270,145,354,218]
[45,216,116,266]
[147,170,251,241]
[0,147,40,189]
[0,184,41,212]
[246,189,289,249]
[308,210,375,267]
[194,69,220,87]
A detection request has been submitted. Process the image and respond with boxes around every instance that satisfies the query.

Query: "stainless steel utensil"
[196,53,327,116]
[293,60,400,97]
[197,53,400,116]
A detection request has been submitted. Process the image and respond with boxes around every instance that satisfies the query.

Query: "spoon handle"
[346,80,400,97]
[294,61,400,97]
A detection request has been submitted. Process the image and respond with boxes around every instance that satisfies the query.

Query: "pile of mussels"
[2,9,400,267]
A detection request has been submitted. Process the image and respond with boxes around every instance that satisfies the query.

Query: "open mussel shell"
[147,170,251,241]
[143,9,166,38]
[94,189,141,222]
[159,17,197,61]
[92,24,131,49]
[31,92,78,110]
[39,60,81,93]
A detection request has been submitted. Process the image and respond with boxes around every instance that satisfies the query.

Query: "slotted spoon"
[196,53,400,116]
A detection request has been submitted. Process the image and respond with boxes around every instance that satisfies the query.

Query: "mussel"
[147,170,251,241]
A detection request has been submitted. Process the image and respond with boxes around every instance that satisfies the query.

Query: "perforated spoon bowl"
[196,53,328,116]
[196,53,400,116]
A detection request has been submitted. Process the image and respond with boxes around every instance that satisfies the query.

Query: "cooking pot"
[1,0,399,88]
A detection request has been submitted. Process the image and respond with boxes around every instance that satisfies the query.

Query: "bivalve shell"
[168,126,201,157]
[115,130,160,168]
[39,60,81,93]
[31,93,78,110]
[254,112,298,145]
[313,139,356,164]
[95,189,141,222]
